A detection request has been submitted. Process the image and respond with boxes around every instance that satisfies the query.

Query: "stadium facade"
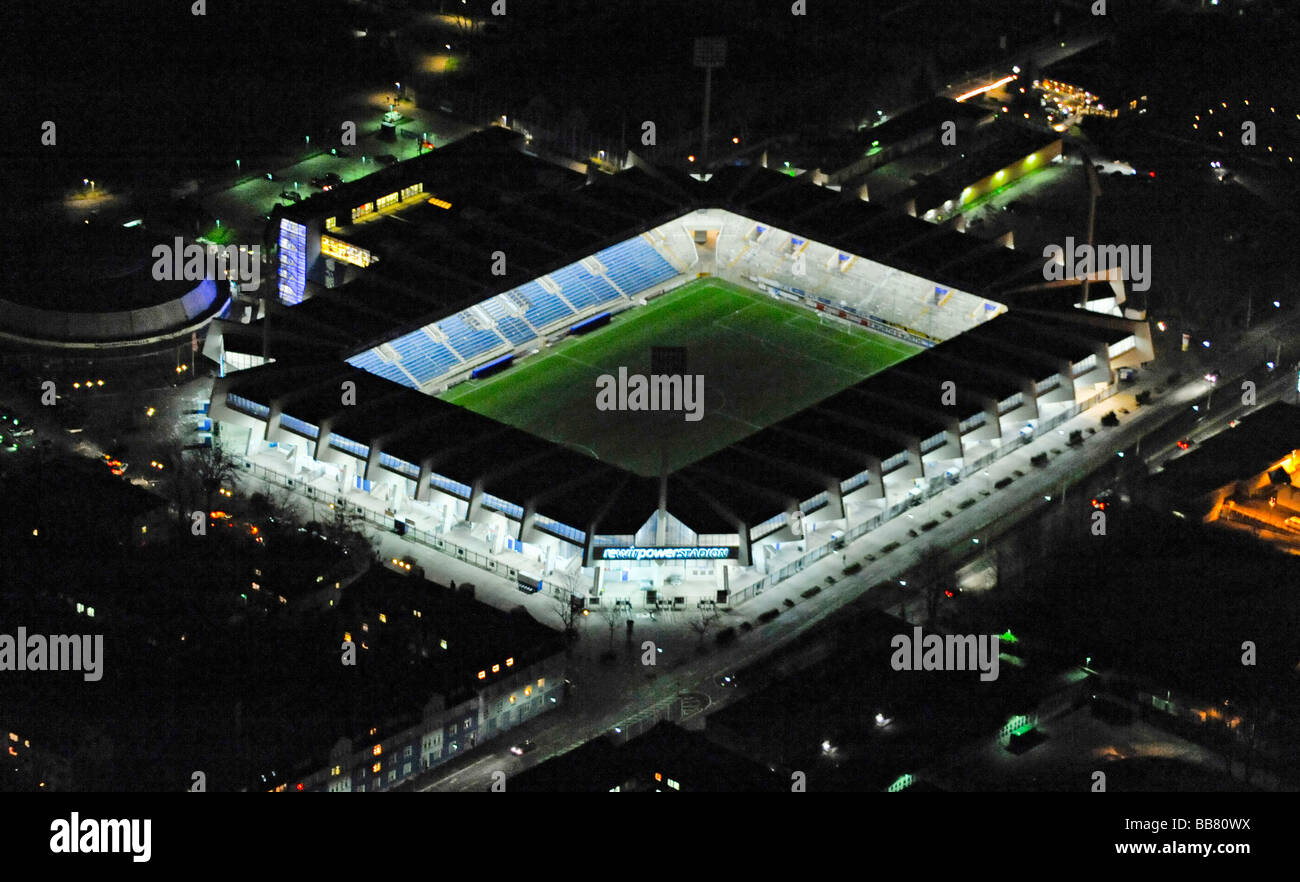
[209,127,1151,608]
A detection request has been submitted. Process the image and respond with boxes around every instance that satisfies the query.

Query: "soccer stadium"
[209,126,1151,608]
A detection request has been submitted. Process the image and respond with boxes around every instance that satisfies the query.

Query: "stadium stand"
[652,222,700,273]
[714,213,999,343]
[517,280,577,330]
[437,314,508,361]
[594,237,679,295]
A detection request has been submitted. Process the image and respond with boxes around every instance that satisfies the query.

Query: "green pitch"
[440,277,921,476]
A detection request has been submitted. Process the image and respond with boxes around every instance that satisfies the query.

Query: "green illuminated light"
[999,629,1018,643]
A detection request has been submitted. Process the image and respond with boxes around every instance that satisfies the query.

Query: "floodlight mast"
[694,38,727,172]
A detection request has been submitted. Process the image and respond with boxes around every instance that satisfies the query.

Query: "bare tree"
[326,499,376,563]
[155,433,203,534]
[597,599,622,654]
[550,567,586,646]
[688,608,721,649]
[190,439,241,517]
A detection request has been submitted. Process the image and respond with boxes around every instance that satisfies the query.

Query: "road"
[399,300,1300,791]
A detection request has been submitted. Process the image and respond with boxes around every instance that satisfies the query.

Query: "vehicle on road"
[280,190,301,202]
[387,556,422,577]
[509,740,537,756]
[1177,439,1191,450]
[1204,369,1220,384]
[715,673,738,688]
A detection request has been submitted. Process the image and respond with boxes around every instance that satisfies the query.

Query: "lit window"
[331,765,342,776]
[537,678,545,688]
[509,695,516,703]
[655,772,662,782]
[492,664,500,673]
[379,613,387,624]
[372,744,382,756]
[372,762,381,774]
[477,670,486,680]
[524,686,532,696]
[440,639,448,650]
[667,779,680,790]
[505,657,514,667]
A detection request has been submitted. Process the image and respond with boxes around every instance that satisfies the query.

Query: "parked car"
[279,190,301,202]
[509,740,537,756]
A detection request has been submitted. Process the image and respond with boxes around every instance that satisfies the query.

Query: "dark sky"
[0,0,362,199]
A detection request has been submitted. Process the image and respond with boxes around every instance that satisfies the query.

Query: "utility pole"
[1081,150,1101,310]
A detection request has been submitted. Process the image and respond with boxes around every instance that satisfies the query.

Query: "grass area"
[440,277,920,475]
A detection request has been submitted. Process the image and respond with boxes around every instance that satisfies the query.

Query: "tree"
[156,433,203,535]
[597,598,622,654]
[190,439,241,518]
[326,498,376,563]
[550,567,586,647]
[688,608,721,649]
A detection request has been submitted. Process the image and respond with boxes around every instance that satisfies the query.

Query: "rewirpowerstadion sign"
[596,546,737,562]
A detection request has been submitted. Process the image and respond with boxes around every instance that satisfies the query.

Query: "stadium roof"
[813,97,996,175]
[218,142,1143,540]
[904,124,1063,215]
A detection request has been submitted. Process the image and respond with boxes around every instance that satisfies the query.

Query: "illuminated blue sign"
[596,546,736,562]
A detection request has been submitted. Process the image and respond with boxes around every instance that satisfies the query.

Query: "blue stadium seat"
[495,316,536,344]
[550,265,603,310]
[401,342,463,384]
[438,314,508,360]
[517,280,575,329]
[479,296,538,344]
[596,238,677,295]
